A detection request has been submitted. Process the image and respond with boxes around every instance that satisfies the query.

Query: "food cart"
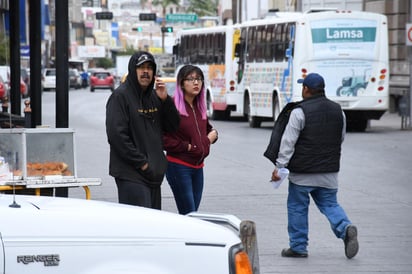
[0,128,101,199]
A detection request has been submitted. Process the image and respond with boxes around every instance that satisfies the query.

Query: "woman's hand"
[207,129,218,144]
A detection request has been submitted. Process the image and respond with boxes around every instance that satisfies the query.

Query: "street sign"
[166,13,198,23]
[406,23,412,46]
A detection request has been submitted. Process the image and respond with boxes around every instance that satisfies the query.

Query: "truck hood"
[0,194,240,246]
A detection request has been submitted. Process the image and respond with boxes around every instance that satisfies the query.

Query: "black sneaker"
[281,248,308,258]
[344,225,359,259]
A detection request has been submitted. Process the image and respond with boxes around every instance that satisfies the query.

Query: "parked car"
[69,68,81,89]
[0,75,8,100]
[0,194,252,274]
[42,68,56,91]
[21,67,30,96]
[19,77,28,98]
[89,70,115,92]
[0,66,28,98]
[0,66,9,86]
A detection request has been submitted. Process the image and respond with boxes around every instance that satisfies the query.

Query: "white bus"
[235,9,389,131]
[173,25,241,120]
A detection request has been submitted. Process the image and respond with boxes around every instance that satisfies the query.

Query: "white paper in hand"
[270,168,289,189]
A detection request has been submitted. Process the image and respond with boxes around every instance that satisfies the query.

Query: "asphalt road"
[41,88,412,273]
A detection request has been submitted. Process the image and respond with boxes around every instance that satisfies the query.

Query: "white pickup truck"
[0,194,252,274]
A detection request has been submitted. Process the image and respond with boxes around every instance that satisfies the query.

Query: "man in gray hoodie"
[106,51,180,209]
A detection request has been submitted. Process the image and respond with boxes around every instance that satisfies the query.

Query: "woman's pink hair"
[173,65,207,120]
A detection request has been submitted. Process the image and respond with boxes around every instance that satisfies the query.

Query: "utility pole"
[409,1,412,128]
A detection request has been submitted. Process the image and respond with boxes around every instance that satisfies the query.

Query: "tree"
[95,58,113,69]
[0,32,9,65]
[186,0,218,17]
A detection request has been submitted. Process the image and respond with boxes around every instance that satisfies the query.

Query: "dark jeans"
[165,162,204,215]
[115,178,161,210]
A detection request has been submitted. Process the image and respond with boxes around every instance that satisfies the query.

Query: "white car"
[0,194,252,274]
[41,68,56,91]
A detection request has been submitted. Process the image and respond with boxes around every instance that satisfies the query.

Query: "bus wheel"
[245,95,261,128]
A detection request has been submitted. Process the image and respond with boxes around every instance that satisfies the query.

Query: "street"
[41,87,412,273]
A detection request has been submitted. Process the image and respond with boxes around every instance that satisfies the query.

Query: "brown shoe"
[344,225,359,259]
[281,248,308,258]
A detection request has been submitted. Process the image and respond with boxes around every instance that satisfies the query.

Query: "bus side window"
[212,33,219,63]
[275,24,285,62]
[285,23,295,59]
[219,33,226,63]
[256,25,265,62]
[264,25,274,62]
[247,27,255,62]
[183,37,190,64]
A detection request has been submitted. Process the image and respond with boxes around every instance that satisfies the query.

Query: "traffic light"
[161,26,173,33]
[95,11,113,20]
[139,13,156,21]
[133,27,143,32]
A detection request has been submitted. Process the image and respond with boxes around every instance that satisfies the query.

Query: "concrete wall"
[365,0,411,112]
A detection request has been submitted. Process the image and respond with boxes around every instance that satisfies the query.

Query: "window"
[246,27,256,62]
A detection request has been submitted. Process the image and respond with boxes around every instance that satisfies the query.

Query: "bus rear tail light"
[230,80,235,92]
[300,68,308,79]
[377,68,387,91]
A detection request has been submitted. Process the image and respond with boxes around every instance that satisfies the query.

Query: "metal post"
[240,220,260,274]
[409,1,412,128]
[29,0,42,127]
[55,0,69,197]
[9,0,21,116]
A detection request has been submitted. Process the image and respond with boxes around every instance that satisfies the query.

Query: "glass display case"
[0,128,101,199]
[0,128,76,179]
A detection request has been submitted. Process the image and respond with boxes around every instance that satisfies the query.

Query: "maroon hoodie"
[163,100,214,167]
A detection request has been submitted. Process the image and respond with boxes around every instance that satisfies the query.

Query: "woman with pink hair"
[163,65,218,214]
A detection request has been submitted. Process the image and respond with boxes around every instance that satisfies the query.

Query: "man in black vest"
[267,73,359,259]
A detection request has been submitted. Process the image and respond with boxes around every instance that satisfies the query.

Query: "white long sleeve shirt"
[275,108,346,189]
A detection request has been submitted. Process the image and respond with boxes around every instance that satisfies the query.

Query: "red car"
[89,71,115,92]
[0,75,7,100]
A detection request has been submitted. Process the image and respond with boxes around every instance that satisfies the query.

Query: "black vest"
[264,101,300,165]
[288,94,343,173]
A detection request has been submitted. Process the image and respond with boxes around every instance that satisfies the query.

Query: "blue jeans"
[287,182,351,253]
[165,162,204,215]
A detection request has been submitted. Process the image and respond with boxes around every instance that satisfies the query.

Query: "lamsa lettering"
[326,28,363,39]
